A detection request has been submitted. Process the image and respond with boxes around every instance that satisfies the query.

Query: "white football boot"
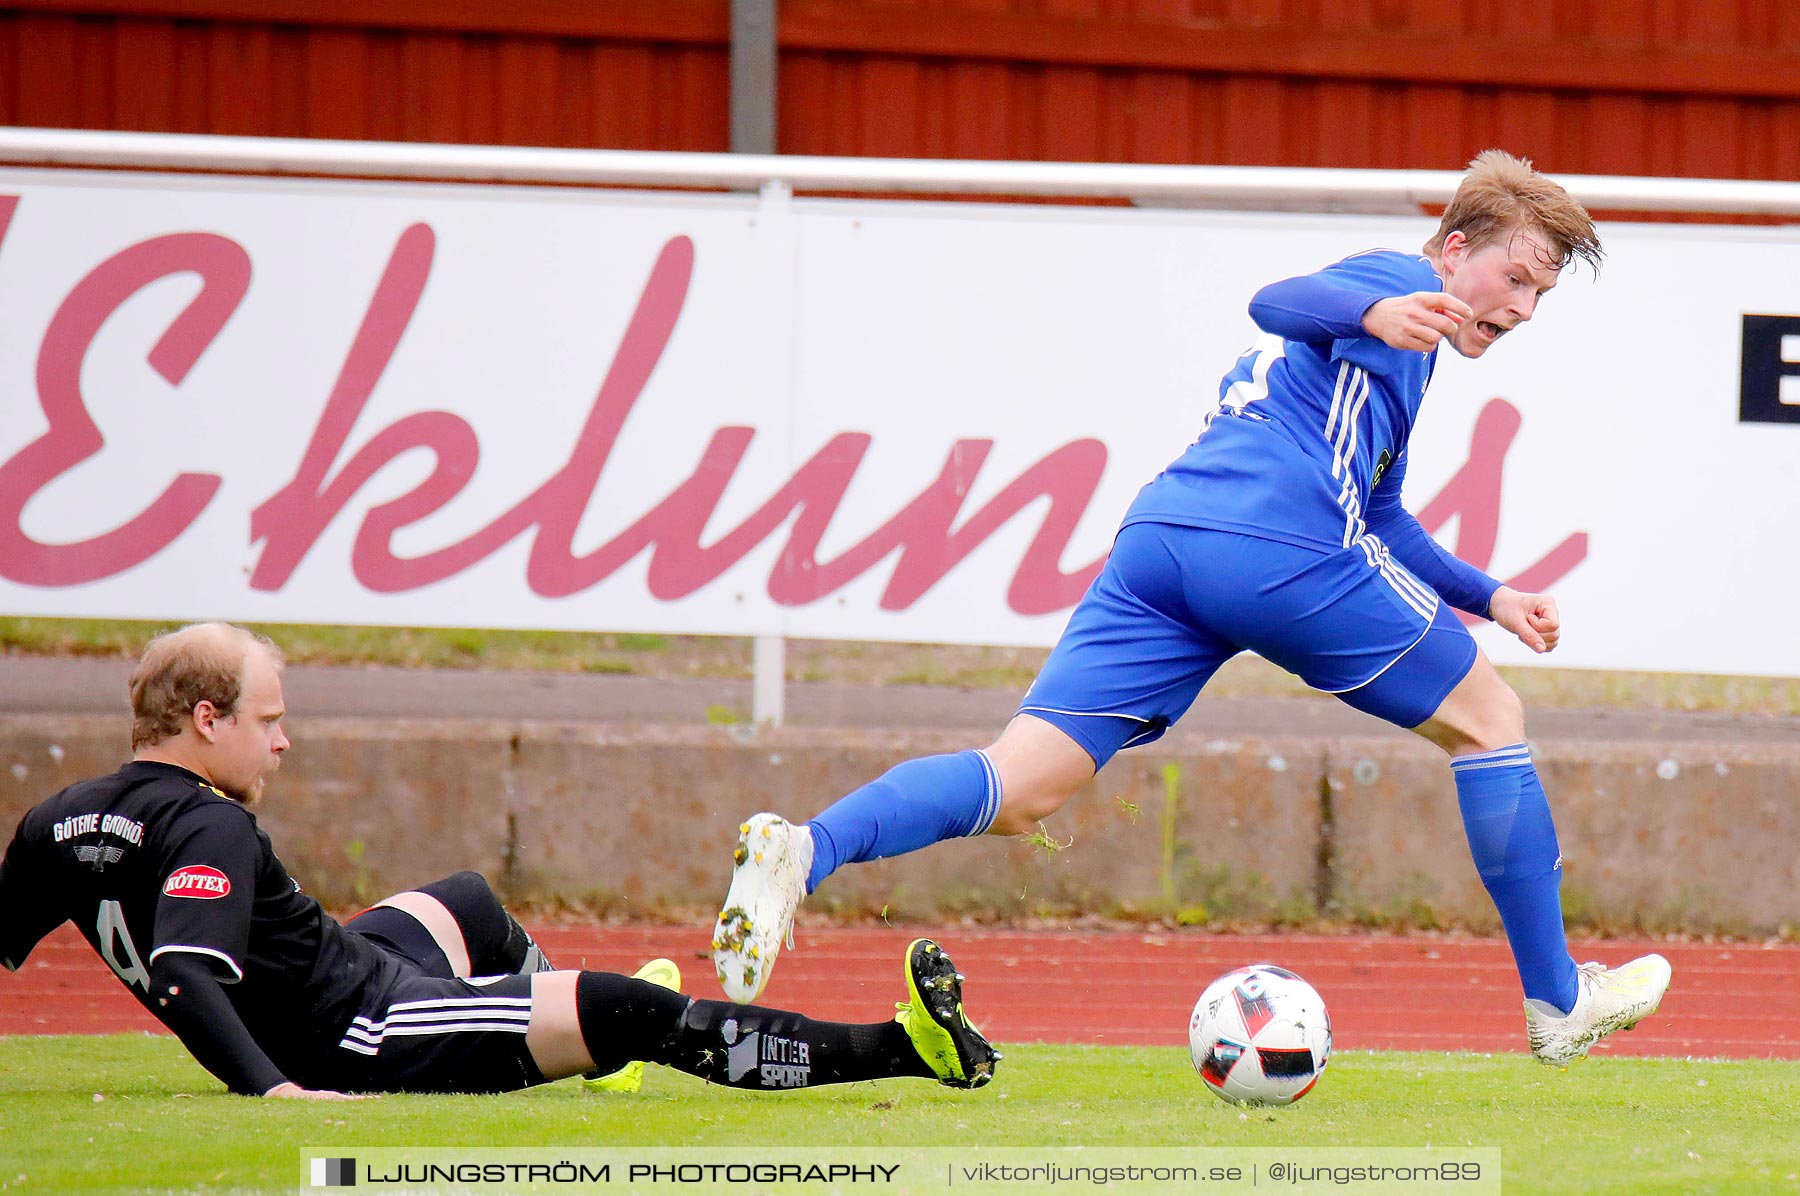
[1525,953,1672,1068]
[712,813,814,1002]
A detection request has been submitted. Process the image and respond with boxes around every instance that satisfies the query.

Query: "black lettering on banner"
[1740,314,1800,424]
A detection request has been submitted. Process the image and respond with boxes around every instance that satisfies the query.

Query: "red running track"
[6,923,1798,1059]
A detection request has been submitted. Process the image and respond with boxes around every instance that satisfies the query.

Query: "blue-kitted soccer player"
[713,150,1670,1067]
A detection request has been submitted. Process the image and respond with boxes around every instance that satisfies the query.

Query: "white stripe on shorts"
[1355,535,1438,620]
[339,995,533,1053]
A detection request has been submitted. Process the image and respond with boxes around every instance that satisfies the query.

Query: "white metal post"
[753,634,786,727]
[748,174,797,729]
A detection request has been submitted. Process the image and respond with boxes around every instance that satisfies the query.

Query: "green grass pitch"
[1,1036,1796,1195]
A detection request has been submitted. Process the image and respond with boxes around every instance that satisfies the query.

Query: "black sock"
[575,971,693,1076]
[415,871,554,973]
[499,911,553,973]
[655,999,934,1090]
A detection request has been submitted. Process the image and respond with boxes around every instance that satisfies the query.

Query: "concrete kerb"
[2,715,1795,935]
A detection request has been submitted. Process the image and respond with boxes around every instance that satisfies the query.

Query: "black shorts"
[307,904,547,1094]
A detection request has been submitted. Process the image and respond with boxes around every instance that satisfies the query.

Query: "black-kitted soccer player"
[0,622,997,1098]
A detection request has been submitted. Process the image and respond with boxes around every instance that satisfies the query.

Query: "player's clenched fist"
[1362,291,1473,351]
[1489,586,1561,654]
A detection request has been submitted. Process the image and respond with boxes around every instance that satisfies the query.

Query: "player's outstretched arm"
[1488,586,1561,653]
[146,952,302,1096]
[1362,292,1473,351]
[1250,272,1387,342]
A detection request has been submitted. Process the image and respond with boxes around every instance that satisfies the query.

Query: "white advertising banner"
[0,169,1795,674]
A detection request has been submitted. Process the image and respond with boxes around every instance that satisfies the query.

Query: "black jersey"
[0,760,392,1080]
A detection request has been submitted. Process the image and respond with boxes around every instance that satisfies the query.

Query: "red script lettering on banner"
[244,227,1109,614]
[0,199,250,586]
[0,201,1582,617]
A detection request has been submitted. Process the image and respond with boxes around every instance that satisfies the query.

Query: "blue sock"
[805,750,1002,892]
[1451,744,1580,1014]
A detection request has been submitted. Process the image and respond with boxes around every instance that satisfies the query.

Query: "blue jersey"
[1123,249,1499,616]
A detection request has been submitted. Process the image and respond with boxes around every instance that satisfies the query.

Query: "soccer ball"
[1188,964,1331,1107]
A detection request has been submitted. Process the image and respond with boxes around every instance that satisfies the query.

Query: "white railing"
[4,125,1800,217]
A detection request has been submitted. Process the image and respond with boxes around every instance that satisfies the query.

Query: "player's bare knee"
[988,784,1076,835]
[1464,680,1525,751]
[981,715,1095,834]
[986,745,1090,834]
[986,732,1085,830]
[1420,681,1525,755]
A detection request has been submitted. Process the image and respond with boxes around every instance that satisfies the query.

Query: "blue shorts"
[1018,522,1478,768]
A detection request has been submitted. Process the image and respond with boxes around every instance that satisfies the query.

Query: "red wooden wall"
[3,0,1799,181]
